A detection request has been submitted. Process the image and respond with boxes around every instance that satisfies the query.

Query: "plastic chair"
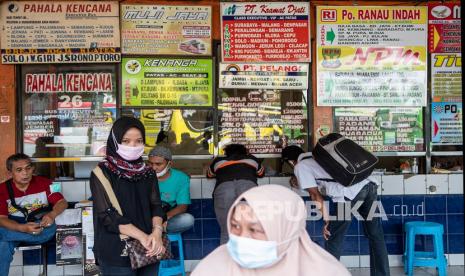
[159,233,186,276]
[403,221,447,276]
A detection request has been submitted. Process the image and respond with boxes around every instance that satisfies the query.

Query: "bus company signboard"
[121,5,212,56]
[121,58,213,107]
[431,53,462,102]
[221,2,310,62]
[428,2,461,53]
[219,63,308,90]
[316,6,428,107]
[431,102,462,145]
[0,1,120,64]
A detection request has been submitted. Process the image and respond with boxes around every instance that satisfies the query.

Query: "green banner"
[121,58,213,107]
[335,107,424,152]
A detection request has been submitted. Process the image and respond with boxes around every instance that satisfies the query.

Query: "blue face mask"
[226,234,280,269]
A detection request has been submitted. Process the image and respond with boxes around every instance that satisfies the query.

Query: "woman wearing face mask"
[90,117,166,276]
[192,185,350,276]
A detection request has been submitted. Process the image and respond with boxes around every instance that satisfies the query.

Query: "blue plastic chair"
[403,221,447,276]
[159,233,186,276]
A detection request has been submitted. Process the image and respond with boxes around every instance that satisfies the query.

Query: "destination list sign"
[221,2,310,62]
[0,1,120,64]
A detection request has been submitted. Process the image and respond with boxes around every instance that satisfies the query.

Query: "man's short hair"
[148,146,172,161]
[281,146,304,162]
[224,144,247,157]
[6,153,32,171]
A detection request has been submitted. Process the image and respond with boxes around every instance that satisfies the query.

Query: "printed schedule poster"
[221,2,310,62]
[0,1,120,64]
[428,2,461,53]
[218,90,307,154]
[121,5,212,55]
[335,107,424,152]
[121,58,213,107]
[316,6,428,106]
[219,63,308,90]
[431,53,462,102]
[432,102,462,145]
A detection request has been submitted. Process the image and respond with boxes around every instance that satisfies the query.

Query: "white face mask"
[116,143,145,161]
[226,234,281,269]
[156,163,171,178]
[112,130,145,161]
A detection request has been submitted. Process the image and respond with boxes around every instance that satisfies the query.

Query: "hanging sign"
[121,5,212,55]
[219,63,308,90]
[335,107,424,152]
[221,2,310,62]
[121,58,213,107]
[316,6,428,106]
[428,2,461,53]
[432,102,462,145]
[0,1,120,64]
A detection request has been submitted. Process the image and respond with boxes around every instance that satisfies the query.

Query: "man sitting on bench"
[0,153,68,275]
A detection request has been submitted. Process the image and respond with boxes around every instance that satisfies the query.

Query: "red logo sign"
[321,9,337,22]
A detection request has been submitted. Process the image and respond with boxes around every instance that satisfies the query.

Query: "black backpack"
[312,133,378,187]
[6,179,52,222]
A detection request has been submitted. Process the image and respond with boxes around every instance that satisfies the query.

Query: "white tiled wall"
[448,174,463,194]
[189,178,202,199]
[426,174,449,194]
[359,255,370,268]
[64,264,83,275]
[381,175,404,195]
[340,256,360,268]
[57,173,463,202]
[201,178,215,199]
[8,266,22,276]
[403,175,426,194]
[48,265,65,276]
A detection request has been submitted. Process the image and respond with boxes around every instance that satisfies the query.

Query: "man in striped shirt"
[207,144,264,244]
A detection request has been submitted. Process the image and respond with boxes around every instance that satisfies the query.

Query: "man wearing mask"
[148,146,194,233]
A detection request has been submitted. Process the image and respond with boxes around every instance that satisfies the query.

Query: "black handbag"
[6,179,52,222]
[93,167,172,270]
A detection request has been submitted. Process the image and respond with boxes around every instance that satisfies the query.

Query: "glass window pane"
[122,109,214,155]
[218,89,308,154]
[21,64,117,159]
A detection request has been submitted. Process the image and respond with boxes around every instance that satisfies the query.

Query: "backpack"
[6,179,52,222]
[312,133,378,187]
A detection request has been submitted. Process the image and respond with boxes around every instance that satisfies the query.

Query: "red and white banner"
[428,3,461,53]
[221,2,310,62]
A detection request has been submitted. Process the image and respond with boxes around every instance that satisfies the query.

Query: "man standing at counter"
[0,153,68,275]
[207,144,265,244]
[281,145,390,276]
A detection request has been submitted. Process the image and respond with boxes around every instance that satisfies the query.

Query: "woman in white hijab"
[192,184,350,276]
